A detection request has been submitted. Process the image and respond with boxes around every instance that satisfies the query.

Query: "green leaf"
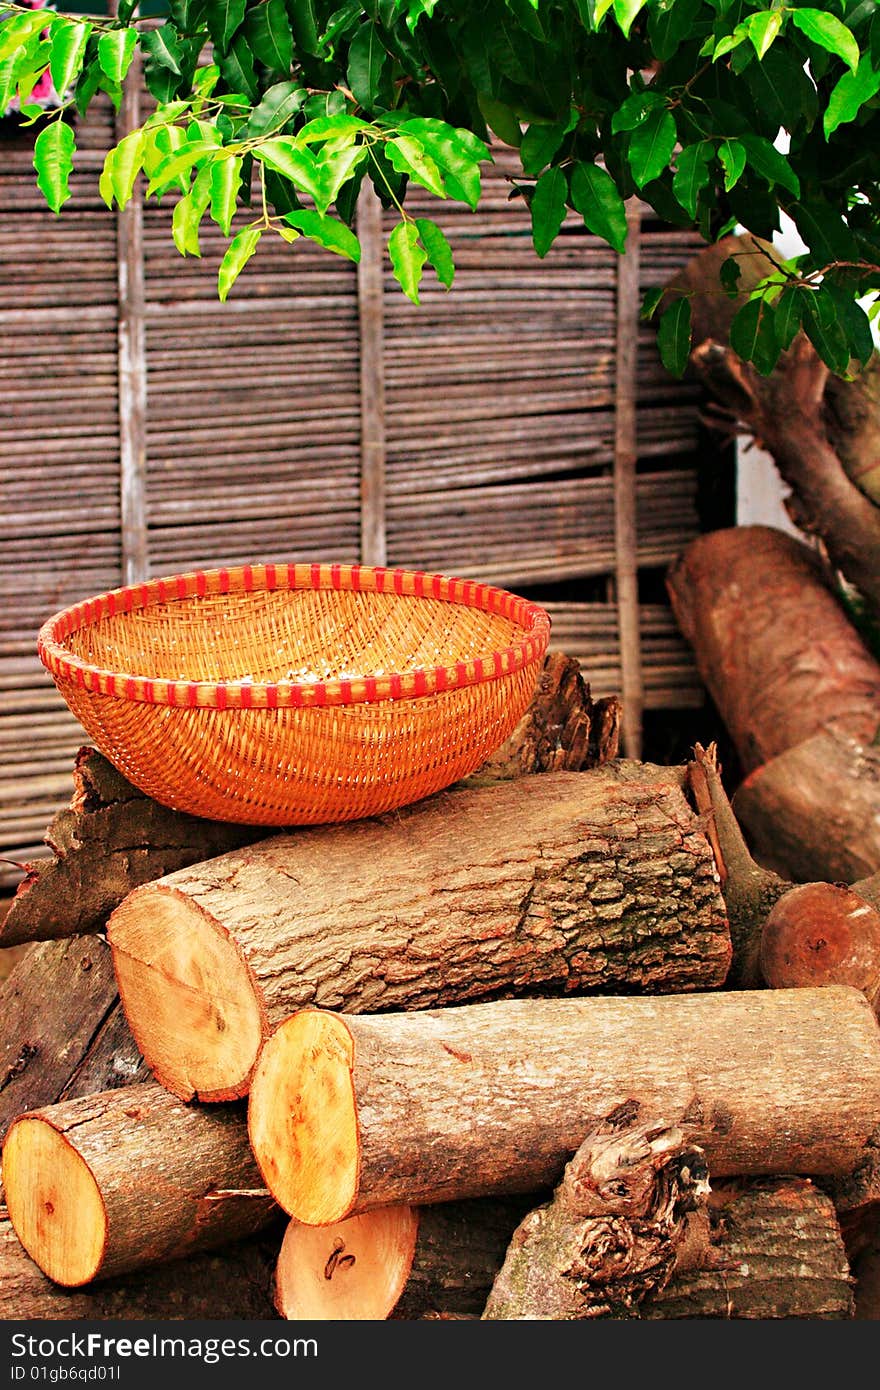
[672,141,713,219]
[639,285,664,321]
[791,199,860,266]
[529,164,567,258]
[569,161,628,253]
[99,128,145,209]
[256,136,323,201]
[775,285,806,351]
[611,90,664,134]
[648,0,701,62]
[730,295,779,375]
[388,219,426,303]
[49,19,91,98]
[147,142,219,198]
[395,118,490,209]
[656,295,692,377]
[824,283,876,366]
[33,120,75,214]
[139,25,183,76]
[0,12,53,65]
[284,207,361,259]
[415,216,454,288]
[791,9,860,75]
[477,92,522,147]
[244,80,307,136]
[719,255,743,298]
[825,54,880,136]
[800,286,854,372]
[206,0,248,53]
[210,154,242,235]
[385,134,446,197]
[347,20,388,109]
[97,29,137,86]
[745,9,783,60]
[520,120,568,177]
[288,0,322,56]
[313,142,368,212]
[627,107,677,189]
[718,137,746,192]
[612,0,646,39]
[218,225,262,300]
[172,167,211,255]
[247,0,293,73]
[296,114,370,144]
[169,0,208,32]
[218,32,259,102]
[738,134,801,196]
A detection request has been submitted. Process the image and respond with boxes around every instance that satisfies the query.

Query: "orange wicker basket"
[37,562,551,826]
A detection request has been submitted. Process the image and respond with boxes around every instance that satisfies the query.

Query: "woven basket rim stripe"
[37,562,552,709]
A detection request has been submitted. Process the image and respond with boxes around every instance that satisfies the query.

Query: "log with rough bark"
[2,1082,278,1286]
[643,1178,855,1319]
[666,525,880,775]
[0,1217,283,1320]
[733,730,880,884]
[482,1111,710,1319]
[107,765,732,1103]
[0,747,263,948]
[247,987,880,1226]
[0,936,149,1144]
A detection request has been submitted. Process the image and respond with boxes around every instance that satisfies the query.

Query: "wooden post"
[613,200,644,759]
[116,49,149,586]
[357,183,387,567]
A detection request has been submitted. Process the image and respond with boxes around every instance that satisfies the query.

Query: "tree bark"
[0,1217,282,1320]
[0,747,262,948]
[643,1178,854,1319]
[666,525,880,775]
[107,765,732,1103]
[0,936,148,1144]
[2,1082,278,1286]
[482,1112,710,1319]
[246,987,880,1226]
[733,730,880,884]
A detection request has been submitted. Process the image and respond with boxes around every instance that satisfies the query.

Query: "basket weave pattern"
[38,563,550,825]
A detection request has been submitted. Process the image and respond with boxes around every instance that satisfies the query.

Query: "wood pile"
[2,651,879,1321]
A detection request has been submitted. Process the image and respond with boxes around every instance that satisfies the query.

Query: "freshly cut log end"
[108,885,265,1101]
[3,1118,106,1287]
[761,883,880,1009]
[249,1012,358,1225]
[275,1207,419,1320]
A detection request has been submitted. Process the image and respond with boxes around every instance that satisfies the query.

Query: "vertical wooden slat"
[357,183,387,566]
[613,200,644,759]
[116,52,148,586]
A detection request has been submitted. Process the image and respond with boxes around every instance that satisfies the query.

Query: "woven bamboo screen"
[0,101,715,887]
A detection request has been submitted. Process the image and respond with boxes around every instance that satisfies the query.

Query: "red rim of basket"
[37,562,552,710]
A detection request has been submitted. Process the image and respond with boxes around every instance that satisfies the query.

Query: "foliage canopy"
[3,0,880,374]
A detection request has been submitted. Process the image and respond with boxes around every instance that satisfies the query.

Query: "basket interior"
[62,588,525,685]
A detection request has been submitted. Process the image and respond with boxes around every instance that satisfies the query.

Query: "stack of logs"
[1,651,880,1320]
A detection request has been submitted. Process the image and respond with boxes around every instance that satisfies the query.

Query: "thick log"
[2,1082,278,1286]
[275,1207,419,1320]
[666,526,880,775]
[0,747,261,947]
[108,765,732,1103]
[644,1178,855,1319]
[246,987,880,1225]
[733,730,880,883]
[0,936,148,1144]
[0,1217,282,1320]
[482,1112,710,1319]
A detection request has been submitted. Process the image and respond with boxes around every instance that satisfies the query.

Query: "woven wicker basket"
[37,562,551,826]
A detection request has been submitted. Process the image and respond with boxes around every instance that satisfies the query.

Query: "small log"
[733,730,880,883]
[2,1082,278,1286]
[760,884,880,1011]
[644,1178,855,1319]
[666,525,880,774]
[0,746,261,948]
[0,1217,282,1320]
[0,936,148,1144]
[108,765,732,1102]
[275,1207,420,1320]
[482,1112,710,1319]
[246,987,880,1225]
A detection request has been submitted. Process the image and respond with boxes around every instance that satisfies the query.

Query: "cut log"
[275,1207,420,1320]
[666,526,880,775]
[107,764,732,1102]
[0,936,148,1144]
[0,747,262,948]
[0,1217,282,1320]
[643,1178,855,1319]
[246,987,880,1225]
[482,1112,710,1319]
[2,1082,278,1286]
[760,884,880,1011]
[733,730,880,884]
